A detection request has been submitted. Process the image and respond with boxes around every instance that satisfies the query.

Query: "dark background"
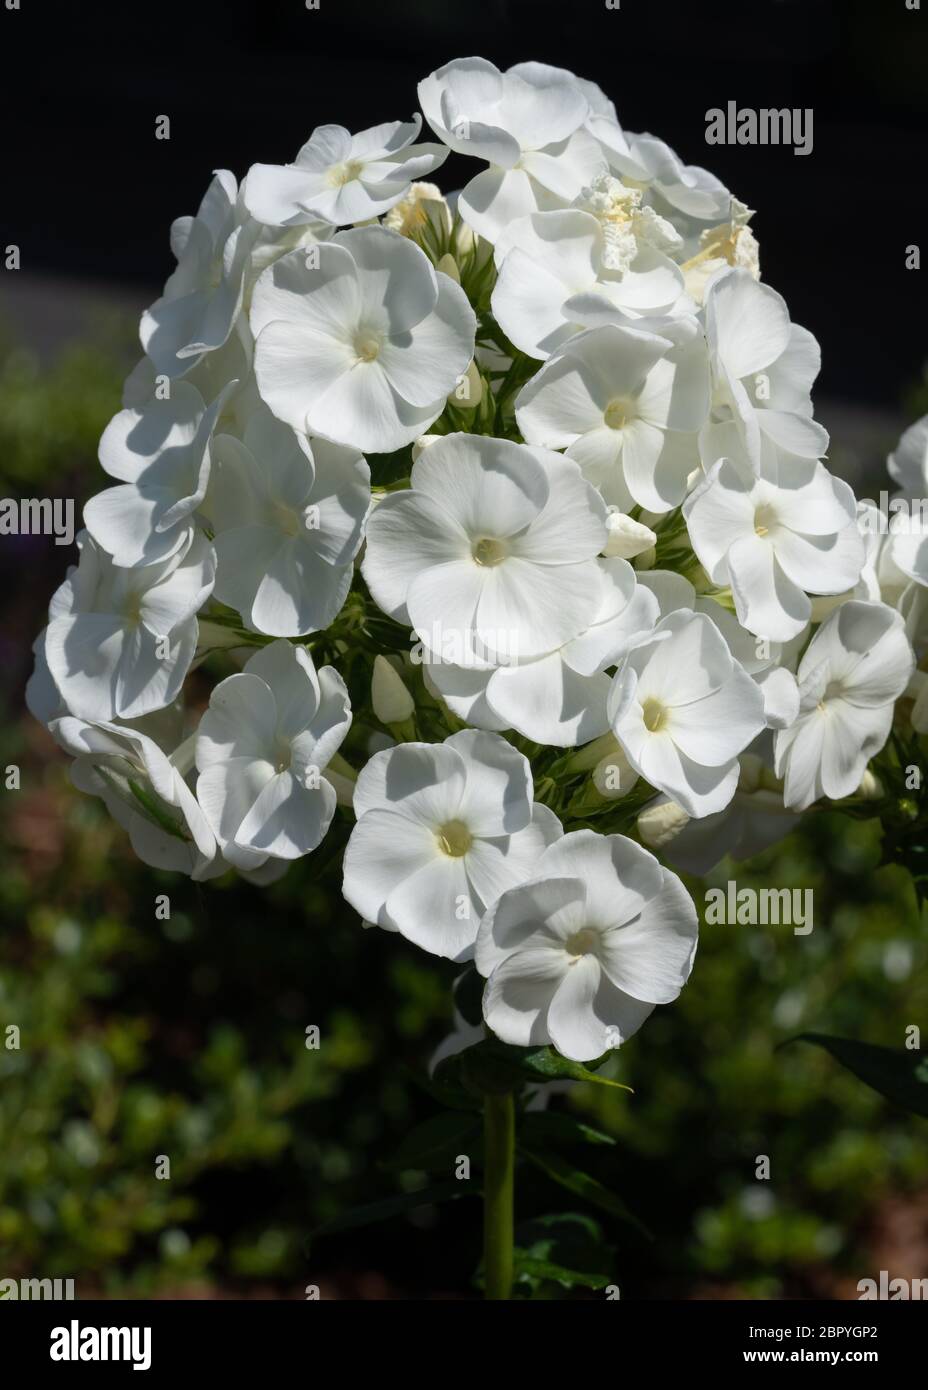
[1,0,926,405]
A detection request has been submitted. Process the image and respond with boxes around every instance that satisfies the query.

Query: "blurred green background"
[1,319,927,1300]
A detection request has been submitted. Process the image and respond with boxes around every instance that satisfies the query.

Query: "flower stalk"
[483,1091,515,1300]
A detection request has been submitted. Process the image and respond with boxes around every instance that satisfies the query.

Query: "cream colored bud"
[565,732,621,774]
[593,749,638,799]
[435,252,461,285]
[452,359,483,410]
[411,433,442,461]
[637,798,690,849]
[856,768,884,800]
[602,512,657,560]
[372,655,414,724]
[383,182,449,238]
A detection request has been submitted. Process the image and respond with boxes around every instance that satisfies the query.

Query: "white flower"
[491,210,684,359]
[654,752,798,876]
[476,830,698,1060]
[684,454,864,640]
[362,433,608,662]
[680,197,760,305]
[884,415,928,587]
[243,116,448,227]
[516,318,708,512]
[44,531,214,722]
[588,121,731,223]
[342,730,562,961]
[608,609,766,817]
[85,381,234,568]
[250,226,476,453]
[196,639,351,866]
[703,267,828,469]
[888,413,928,497]
[53,715,220,880]
[141,171,258,378]
[774,600,914,810]
[425,558,659,747]
[206,405,369,636]
[418,58,602,243]
[26,629,66,726]
[636,569,800,730]
[571,172,683,274]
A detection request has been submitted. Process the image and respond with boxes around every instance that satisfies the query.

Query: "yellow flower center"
[754,504,776,538]
[641,696,669,733]
[604,398,632,431]
[326,159,364,188]
[436,819,473,857]
[354,331,382,363]
[472,536,507,567]
[565,927,598,958]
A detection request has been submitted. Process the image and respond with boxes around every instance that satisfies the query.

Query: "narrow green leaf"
[512,1252,612,1291]
[520,1111,617,1149]
[439,1037,633,1096]
[311,1180,478,1238]
[790,1033,928,1118]
[519,1147,650,1238]
[383,1111,481,1173]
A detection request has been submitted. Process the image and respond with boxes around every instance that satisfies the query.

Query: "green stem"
[483,1091,515,1300]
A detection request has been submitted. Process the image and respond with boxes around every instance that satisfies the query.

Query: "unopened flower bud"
[412,433,442,461]
[435,252,461,285]
[602,512,657,560]
[856,768,883,800]
[372,655,414,724]
[592,749,638,799]
[637,797,690,848]
[452,359,483,411]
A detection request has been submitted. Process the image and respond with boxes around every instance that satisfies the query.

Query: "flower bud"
[452,359,483,411]
[602,512,657,560]
[412,433,442,461]
[435,252,461,285]
[593,748,638,799]
[856,768,883,800]
[565,732,621,774]
[372,655,414,724]
[637,797,690,848]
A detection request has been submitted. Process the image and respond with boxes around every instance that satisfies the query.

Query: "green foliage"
[790,1035,928,1119]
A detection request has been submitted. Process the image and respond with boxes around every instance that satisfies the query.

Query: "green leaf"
[512,1252,612,1291]
[510,1211,614,1293]
[519,1147,650,1238]
[790,1034,928,1118]
[383,1111,481,1173]
[520,1111,617,1149]
[399,1063,478,1114]
[438,1037,633,1096]
[311,1180,478,1238]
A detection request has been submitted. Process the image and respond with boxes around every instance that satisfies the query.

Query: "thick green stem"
[483,1091,515,1299]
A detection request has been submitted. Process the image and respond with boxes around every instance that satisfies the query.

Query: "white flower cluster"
[30,58,925,1060]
